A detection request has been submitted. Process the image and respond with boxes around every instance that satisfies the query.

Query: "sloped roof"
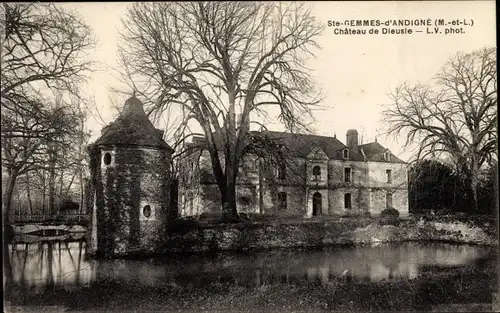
[264,131,406,163]
[359,141,406,163]
[184,130,406,163]
[263,131,361,160]
[92,96,173,151]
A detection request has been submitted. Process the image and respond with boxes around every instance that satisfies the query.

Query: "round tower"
[87,95,174,257]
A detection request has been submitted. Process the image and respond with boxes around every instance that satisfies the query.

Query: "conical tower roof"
[93,96,173,151]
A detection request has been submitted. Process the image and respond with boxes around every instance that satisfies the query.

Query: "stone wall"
[262,185,306,216]
[179,149,409,218]
[306,188,328,216]
[157,216,497,256]
[370,189,409,215]
[88,145,171,257]
[367,161,408,215]
[194,183,308,217]
[328,187,370,215]
[198,184,219,215]
[367,161,407,188]
[328,159,369,186]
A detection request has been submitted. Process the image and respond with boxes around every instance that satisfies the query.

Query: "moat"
[4,238,498,311]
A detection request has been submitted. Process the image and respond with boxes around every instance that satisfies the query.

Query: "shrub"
[381,207,400,218]
[379,208,400,226]
[359,210,372,217]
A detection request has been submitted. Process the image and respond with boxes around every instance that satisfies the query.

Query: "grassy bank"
[348,215,497,246]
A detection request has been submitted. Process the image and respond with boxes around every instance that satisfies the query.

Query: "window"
[386,193,393,209]
[103,153,112,165]
[344,193,352,209]
[189,162,196,182]
[142,205,152,218]
[343,149,349,159]
[386,169,392,183]
[278,163,286,179]
[312,192,322,215]
[384,151,391,161]
[344,167,351,182]
[278,192,287,210]
[313,166,321,180]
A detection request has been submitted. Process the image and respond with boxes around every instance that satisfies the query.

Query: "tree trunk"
[26,172,34,216]
[3,169,18,228]
[79,170,84,216]
[470,174,479,212]
[41,170,47,214]
[3,168,16,298]
[48,155,56,215]
[220,178,239,222]
[41,188,46,214]
[219,93,241,223]
[492,162,499,223]
[65,171,77,198]
[58,171,65,200]
[494,162,499,213]
[258,159,263,214]
[77,100,85,216]
[470,159,479,212]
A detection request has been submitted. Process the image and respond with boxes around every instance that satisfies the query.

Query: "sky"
[61,1,496,162]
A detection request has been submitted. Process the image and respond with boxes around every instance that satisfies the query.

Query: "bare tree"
[1,3,95,100]
[383,47,497,211]
[1,3,95,223]
[2,96,84,219]
[118,2,323,221]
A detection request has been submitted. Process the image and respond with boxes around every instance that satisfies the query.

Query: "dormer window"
[313,166,321,180]
[343,149,349,159]
[384,151,391,161]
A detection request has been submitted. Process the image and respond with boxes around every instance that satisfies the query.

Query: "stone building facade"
[178,129,408,217]
[87,96,174,256]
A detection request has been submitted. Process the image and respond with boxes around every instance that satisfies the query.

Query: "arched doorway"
[312,192,322,216]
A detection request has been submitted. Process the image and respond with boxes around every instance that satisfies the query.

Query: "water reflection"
[5,240,492,296]
[7,241,92,295]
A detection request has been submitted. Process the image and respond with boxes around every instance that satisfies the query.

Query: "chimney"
[346,129,359,149]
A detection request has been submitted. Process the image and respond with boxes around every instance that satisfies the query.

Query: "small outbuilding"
[87,95,173,257]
